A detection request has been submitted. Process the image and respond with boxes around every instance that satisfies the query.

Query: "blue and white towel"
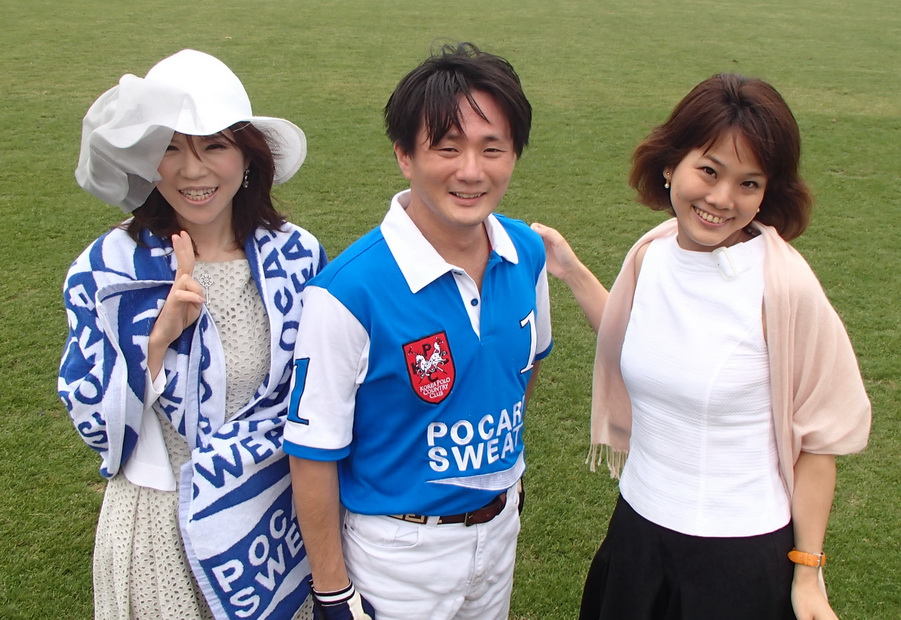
[59,223,326,619]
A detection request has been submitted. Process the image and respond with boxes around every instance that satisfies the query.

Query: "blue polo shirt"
[284,190,552,515]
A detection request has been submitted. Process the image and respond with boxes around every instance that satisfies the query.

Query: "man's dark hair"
[385,42,532,157]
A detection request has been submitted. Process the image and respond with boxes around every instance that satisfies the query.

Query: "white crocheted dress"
[92,259,312,619]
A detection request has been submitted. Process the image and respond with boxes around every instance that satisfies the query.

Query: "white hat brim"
[249,116,307,186]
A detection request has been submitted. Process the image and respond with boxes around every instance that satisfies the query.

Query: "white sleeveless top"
[619,234,791,537]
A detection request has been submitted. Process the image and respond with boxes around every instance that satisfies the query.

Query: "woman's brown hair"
[630,73,812,240]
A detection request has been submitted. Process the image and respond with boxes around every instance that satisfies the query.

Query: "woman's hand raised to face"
[157,231,205,344]
[146,231,206,378]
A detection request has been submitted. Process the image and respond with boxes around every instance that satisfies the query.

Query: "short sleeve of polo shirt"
[283,285,369,460]
[534,264,552,361]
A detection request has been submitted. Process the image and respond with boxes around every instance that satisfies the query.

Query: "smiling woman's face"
[155,131,246,235]
[665,130,768,252]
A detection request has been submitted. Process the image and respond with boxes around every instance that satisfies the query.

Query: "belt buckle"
[463,511,476,527]
[393,514,427,524]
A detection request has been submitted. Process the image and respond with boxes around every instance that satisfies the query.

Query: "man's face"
[396,90,516,243]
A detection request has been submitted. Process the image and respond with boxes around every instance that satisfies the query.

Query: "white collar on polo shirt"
[381,189,519,294]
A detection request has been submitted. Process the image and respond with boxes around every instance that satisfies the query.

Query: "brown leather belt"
[390,491,509,527]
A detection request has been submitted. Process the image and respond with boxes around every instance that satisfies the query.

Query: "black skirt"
[579,495,795,620]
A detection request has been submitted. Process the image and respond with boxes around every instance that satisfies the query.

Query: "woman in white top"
[59,50,326,619]
[532,74,870,619]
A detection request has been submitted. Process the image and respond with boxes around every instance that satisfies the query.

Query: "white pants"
[342,486,522,620]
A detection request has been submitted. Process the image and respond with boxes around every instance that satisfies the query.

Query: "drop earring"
[243,168,250,189]
[664,174,671,190]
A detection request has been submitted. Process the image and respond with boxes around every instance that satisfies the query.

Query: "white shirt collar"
[381,189,520,293]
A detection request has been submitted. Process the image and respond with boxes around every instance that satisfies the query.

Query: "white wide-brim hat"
[75,49,307,212]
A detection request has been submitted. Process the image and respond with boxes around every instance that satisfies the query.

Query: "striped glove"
[312,581,375,620]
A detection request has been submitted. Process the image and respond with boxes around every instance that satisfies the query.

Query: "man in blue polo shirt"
[285,42,552,620]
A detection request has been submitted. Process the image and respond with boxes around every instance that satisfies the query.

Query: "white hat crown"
[145,50,254,137]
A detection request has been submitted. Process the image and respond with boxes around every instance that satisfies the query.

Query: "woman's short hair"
[125,122,285,246]
[630,73,813,240]
[385,42,532,158]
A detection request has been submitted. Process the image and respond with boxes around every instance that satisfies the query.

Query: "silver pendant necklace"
[197,269,214,304]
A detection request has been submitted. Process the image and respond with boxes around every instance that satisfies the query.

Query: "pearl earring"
[664,175,670,190]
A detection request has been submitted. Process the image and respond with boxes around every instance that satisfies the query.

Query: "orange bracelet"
[788,549,826,567]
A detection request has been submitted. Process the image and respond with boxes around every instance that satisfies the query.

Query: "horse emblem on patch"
[403,331,455,404]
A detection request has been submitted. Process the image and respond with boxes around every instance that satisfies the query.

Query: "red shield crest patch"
[403,331,455,404]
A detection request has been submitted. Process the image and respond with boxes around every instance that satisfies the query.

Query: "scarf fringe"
[585,443,627,479]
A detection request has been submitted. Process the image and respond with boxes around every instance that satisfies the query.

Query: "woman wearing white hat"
[59,50,325,619]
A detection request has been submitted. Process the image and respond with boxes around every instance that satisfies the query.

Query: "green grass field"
[2,0,898,617]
